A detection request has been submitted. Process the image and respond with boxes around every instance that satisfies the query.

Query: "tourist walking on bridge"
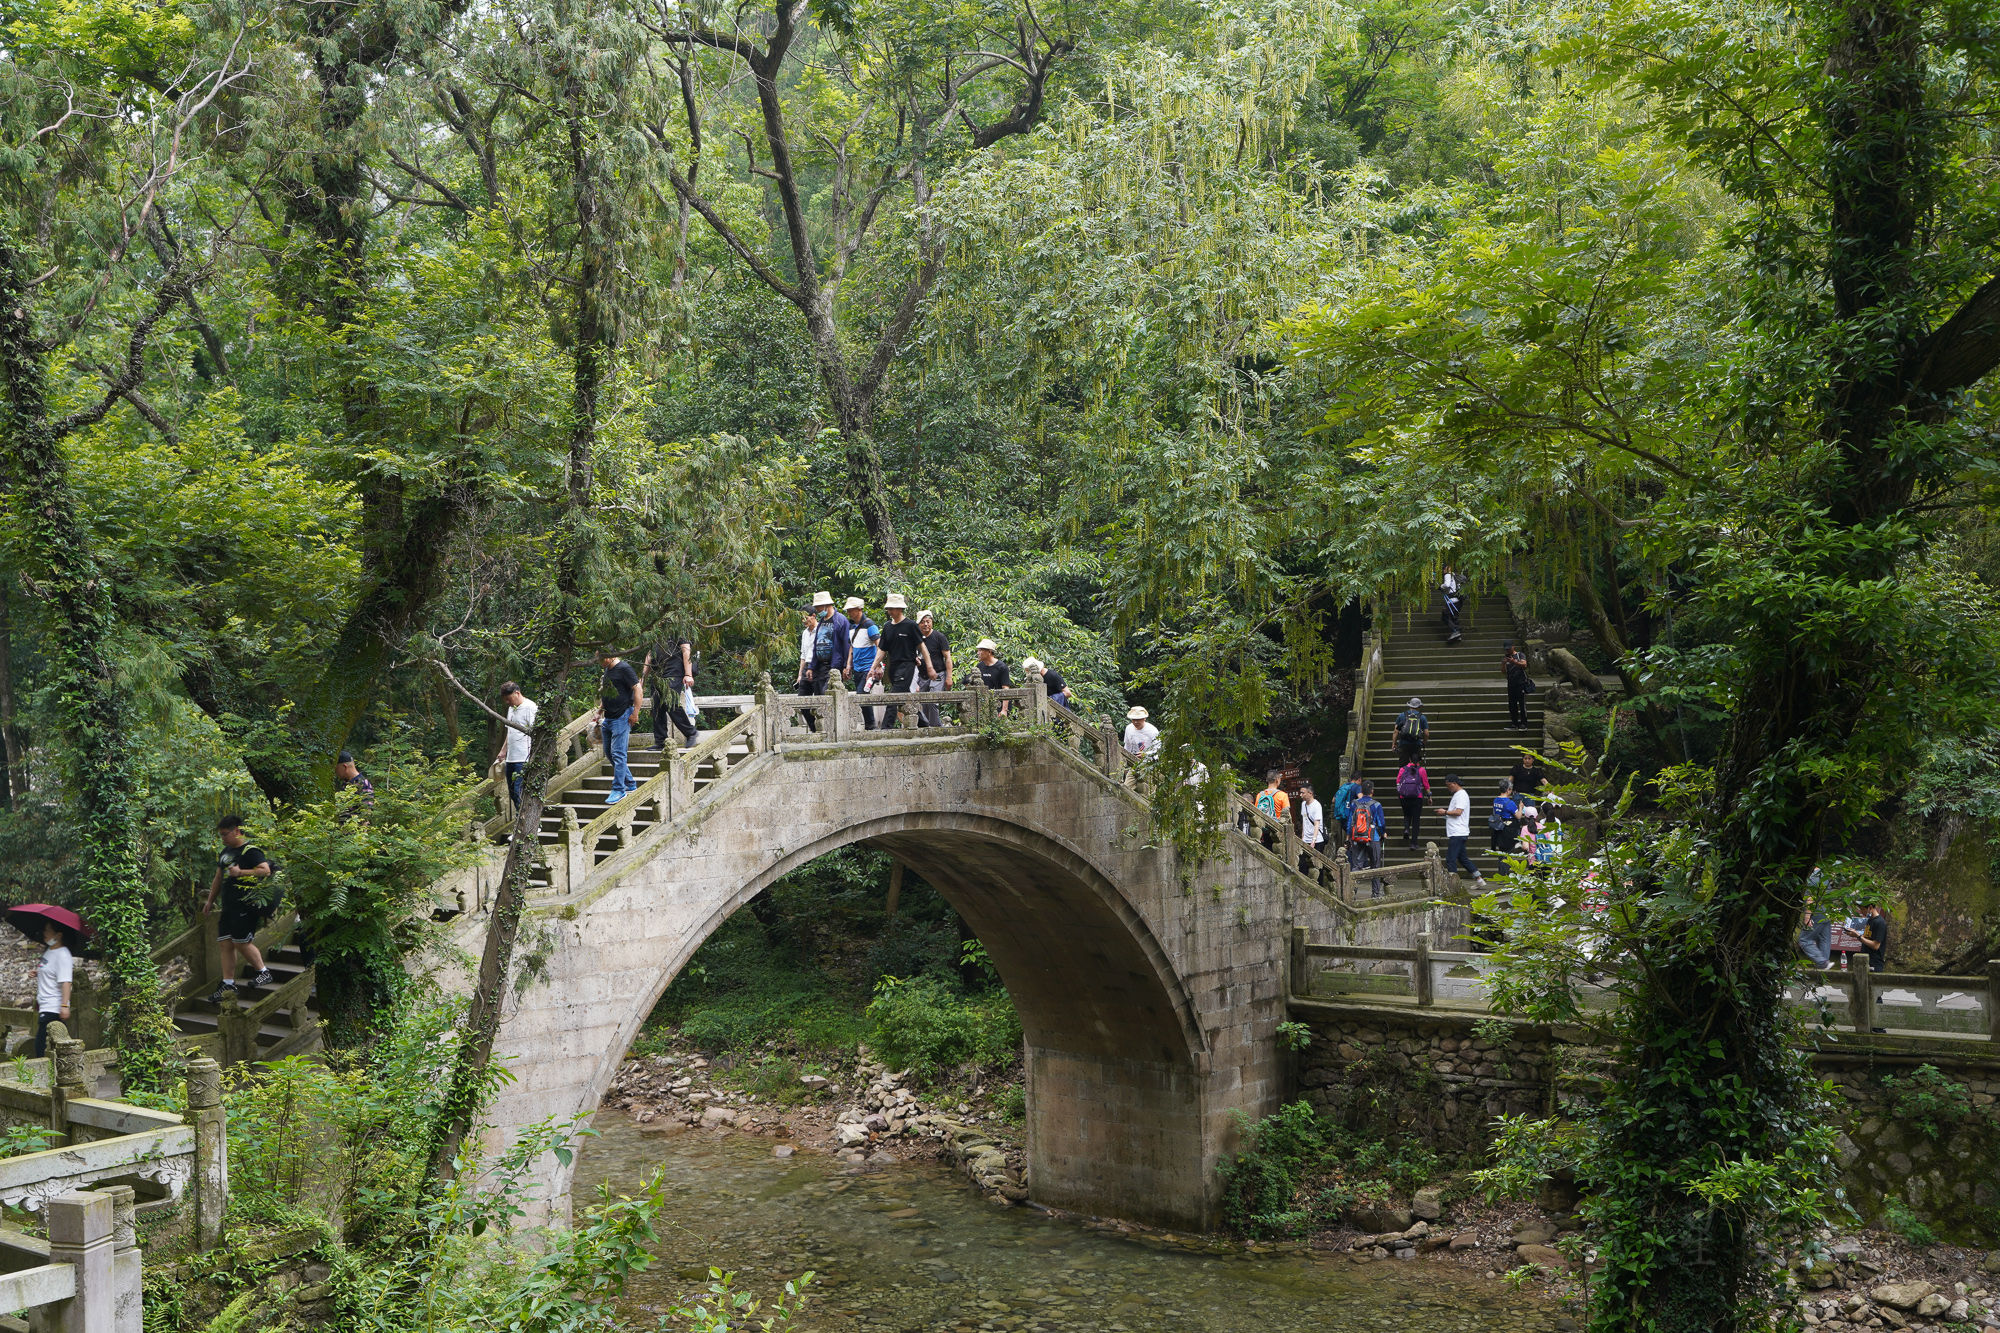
[1502,641,1532,729]
[1123,706,1160,758]
[845,598,882,730]
[800,592,851,732]
[203,815,275,1003]
[1392,697,1429,763]
[1023,658,1068,711]
[1297,782,1326,872]
[872,595,925,728]
[1394,757,1430,850]
[794,608,819,732]
[642,635,697,750]
[597,648,641,803]
[1346,780,1385,880]
[916,610,949,727]
[974,640,1013,715]
[497,683,536,808]
[1432,775,1486,887]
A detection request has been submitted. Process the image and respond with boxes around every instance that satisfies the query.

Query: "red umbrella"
[6,905,92,950]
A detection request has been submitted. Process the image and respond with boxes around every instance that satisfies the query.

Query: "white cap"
[813,590,834,607]
[885,593,907,609]
[976,638,997,653]
[1127,706,1149,721]
[1022,657,1043,673]
[843,596,864,611]
[917,609,935,623]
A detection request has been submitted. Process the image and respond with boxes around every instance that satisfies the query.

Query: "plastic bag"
[681,685,702,730]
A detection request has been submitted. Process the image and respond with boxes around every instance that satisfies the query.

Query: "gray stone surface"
[444,732,1422,1229]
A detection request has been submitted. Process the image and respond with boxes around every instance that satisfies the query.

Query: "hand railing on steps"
[1340,610,1387,785]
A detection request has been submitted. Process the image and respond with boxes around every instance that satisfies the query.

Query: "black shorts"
[218,893,263,943]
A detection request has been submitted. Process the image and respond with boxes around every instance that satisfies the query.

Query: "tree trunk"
[0,576,25,808]
[1595,0,1942,1325]
[808,313,902,567]
[0,240,175,1090]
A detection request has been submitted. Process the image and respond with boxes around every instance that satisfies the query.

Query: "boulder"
[1412,1187,1444,1222]
[700,1106,736,1126]
[1945,1298,1971,1323]
[1546,648,1603,694]
[1511,1222,1558,1248]
[799,1074,830,1090]
[1516,1244,1567,1268]
[834,1122,870,1147]
[772,1144,795,1158]
[1448,1233,1480,1251]
[1348,1206,1413,1234]
[1917,1294,1951,1318]
[1870,1282,1936,1312]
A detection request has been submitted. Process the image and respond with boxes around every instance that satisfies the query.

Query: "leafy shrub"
[1880,1065,1976,1141]
[1882,1198,1938,1246]
[1220,1101,1334,1238]
[865,977,1021,1083]
[0,1124,56,1158]
[995,1085,1026,1123]
[863,915,961,984]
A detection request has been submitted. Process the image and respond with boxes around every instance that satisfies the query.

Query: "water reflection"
[575,1115,1563,1331]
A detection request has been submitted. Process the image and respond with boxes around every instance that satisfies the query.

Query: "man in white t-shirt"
[34,922,73,1056]
[498,682,538,810]
[1430,774,1485,886]
[1297,782,1326,869]
[1122,706,1161,758]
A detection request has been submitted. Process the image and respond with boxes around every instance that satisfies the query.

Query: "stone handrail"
[1230,793,1448,912]
[219,965,320,1066]
[0,1032,226,1255]
[1295,934,2000,1042]
[0,1189,138,1331]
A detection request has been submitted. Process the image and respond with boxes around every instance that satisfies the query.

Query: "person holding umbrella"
[4,906,87,1056]
[202,815,275,1003]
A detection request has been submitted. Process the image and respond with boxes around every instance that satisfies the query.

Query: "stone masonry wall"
[1292,1004,1554,1160]
[1294,1002,2000,1244]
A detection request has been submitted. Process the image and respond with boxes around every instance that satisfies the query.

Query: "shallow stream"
[574,1115,1563,1331]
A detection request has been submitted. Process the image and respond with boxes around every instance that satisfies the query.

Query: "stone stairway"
[522,731,757,893]
[171,939,319,1062]
[1361,593,1543,849]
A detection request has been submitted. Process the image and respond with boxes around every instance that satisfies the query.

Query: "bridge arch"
[455,736,1339,1228]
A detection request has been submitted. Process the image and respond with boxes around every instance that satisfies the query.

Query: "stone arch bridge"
[436,676,1457,1229]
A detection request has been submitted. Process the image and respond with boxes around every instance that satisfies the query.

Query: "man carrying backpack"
[1392,697,1429,763]
[1346,780,1386,876]
[1394,758,1431,850]
[1440,568,1464,644]
[1331,776,1361,851]
[1255,772,1290,849]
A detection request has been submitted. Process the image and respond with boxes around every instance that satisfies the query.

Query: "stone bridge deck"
[434,675,1461,1228]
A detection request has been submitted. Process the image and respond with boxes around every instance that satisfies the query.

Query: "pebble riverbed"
[575,1113,1565,1331]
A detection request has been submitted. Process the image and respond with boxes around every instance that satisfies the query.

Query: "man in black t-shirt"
[642,635,697,749]
[598,649,641,802]
[916,610,950,727]
[1860,905,1891,973]
[974,639,1013,716]
[872,594,927,728]
[202,815,275,1003]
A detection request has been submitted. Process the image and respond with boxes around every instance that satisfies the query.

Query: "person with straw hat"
[844,596,882,730]
[1123,705,1161,758]
[1022,657,1069,711]
[973,639,1013,716]
[872,594,926,727]
[800,590,851,731]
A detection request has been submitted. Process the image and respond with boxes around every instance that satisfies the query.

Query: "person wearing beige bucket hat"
[872,594,927,727]
[973,638,1013,716]
[1122,705,1160,758]
[844,596,882,730]
[799,590,851,732]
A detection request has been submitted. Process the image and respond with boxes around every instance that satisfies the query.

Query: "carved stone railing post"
[39,1191,117,1333]
[756,675,780,750]
[968,672,990,729]
[1414,932,1434,1007]
[185,1057,226,1251]
[562,805,585,897]
[827,674,848,741]
[1027,667,1050,724]
[1289,927,1309,999]
[49,1026,85,1135]
[1424,841,1445,897]
[1104,721,1126,782]
[100,1184,140,1332]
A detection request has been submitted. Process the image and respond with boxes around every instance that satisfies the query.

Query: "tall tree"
[0,5,252,1087]
[638,0,1079,565]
